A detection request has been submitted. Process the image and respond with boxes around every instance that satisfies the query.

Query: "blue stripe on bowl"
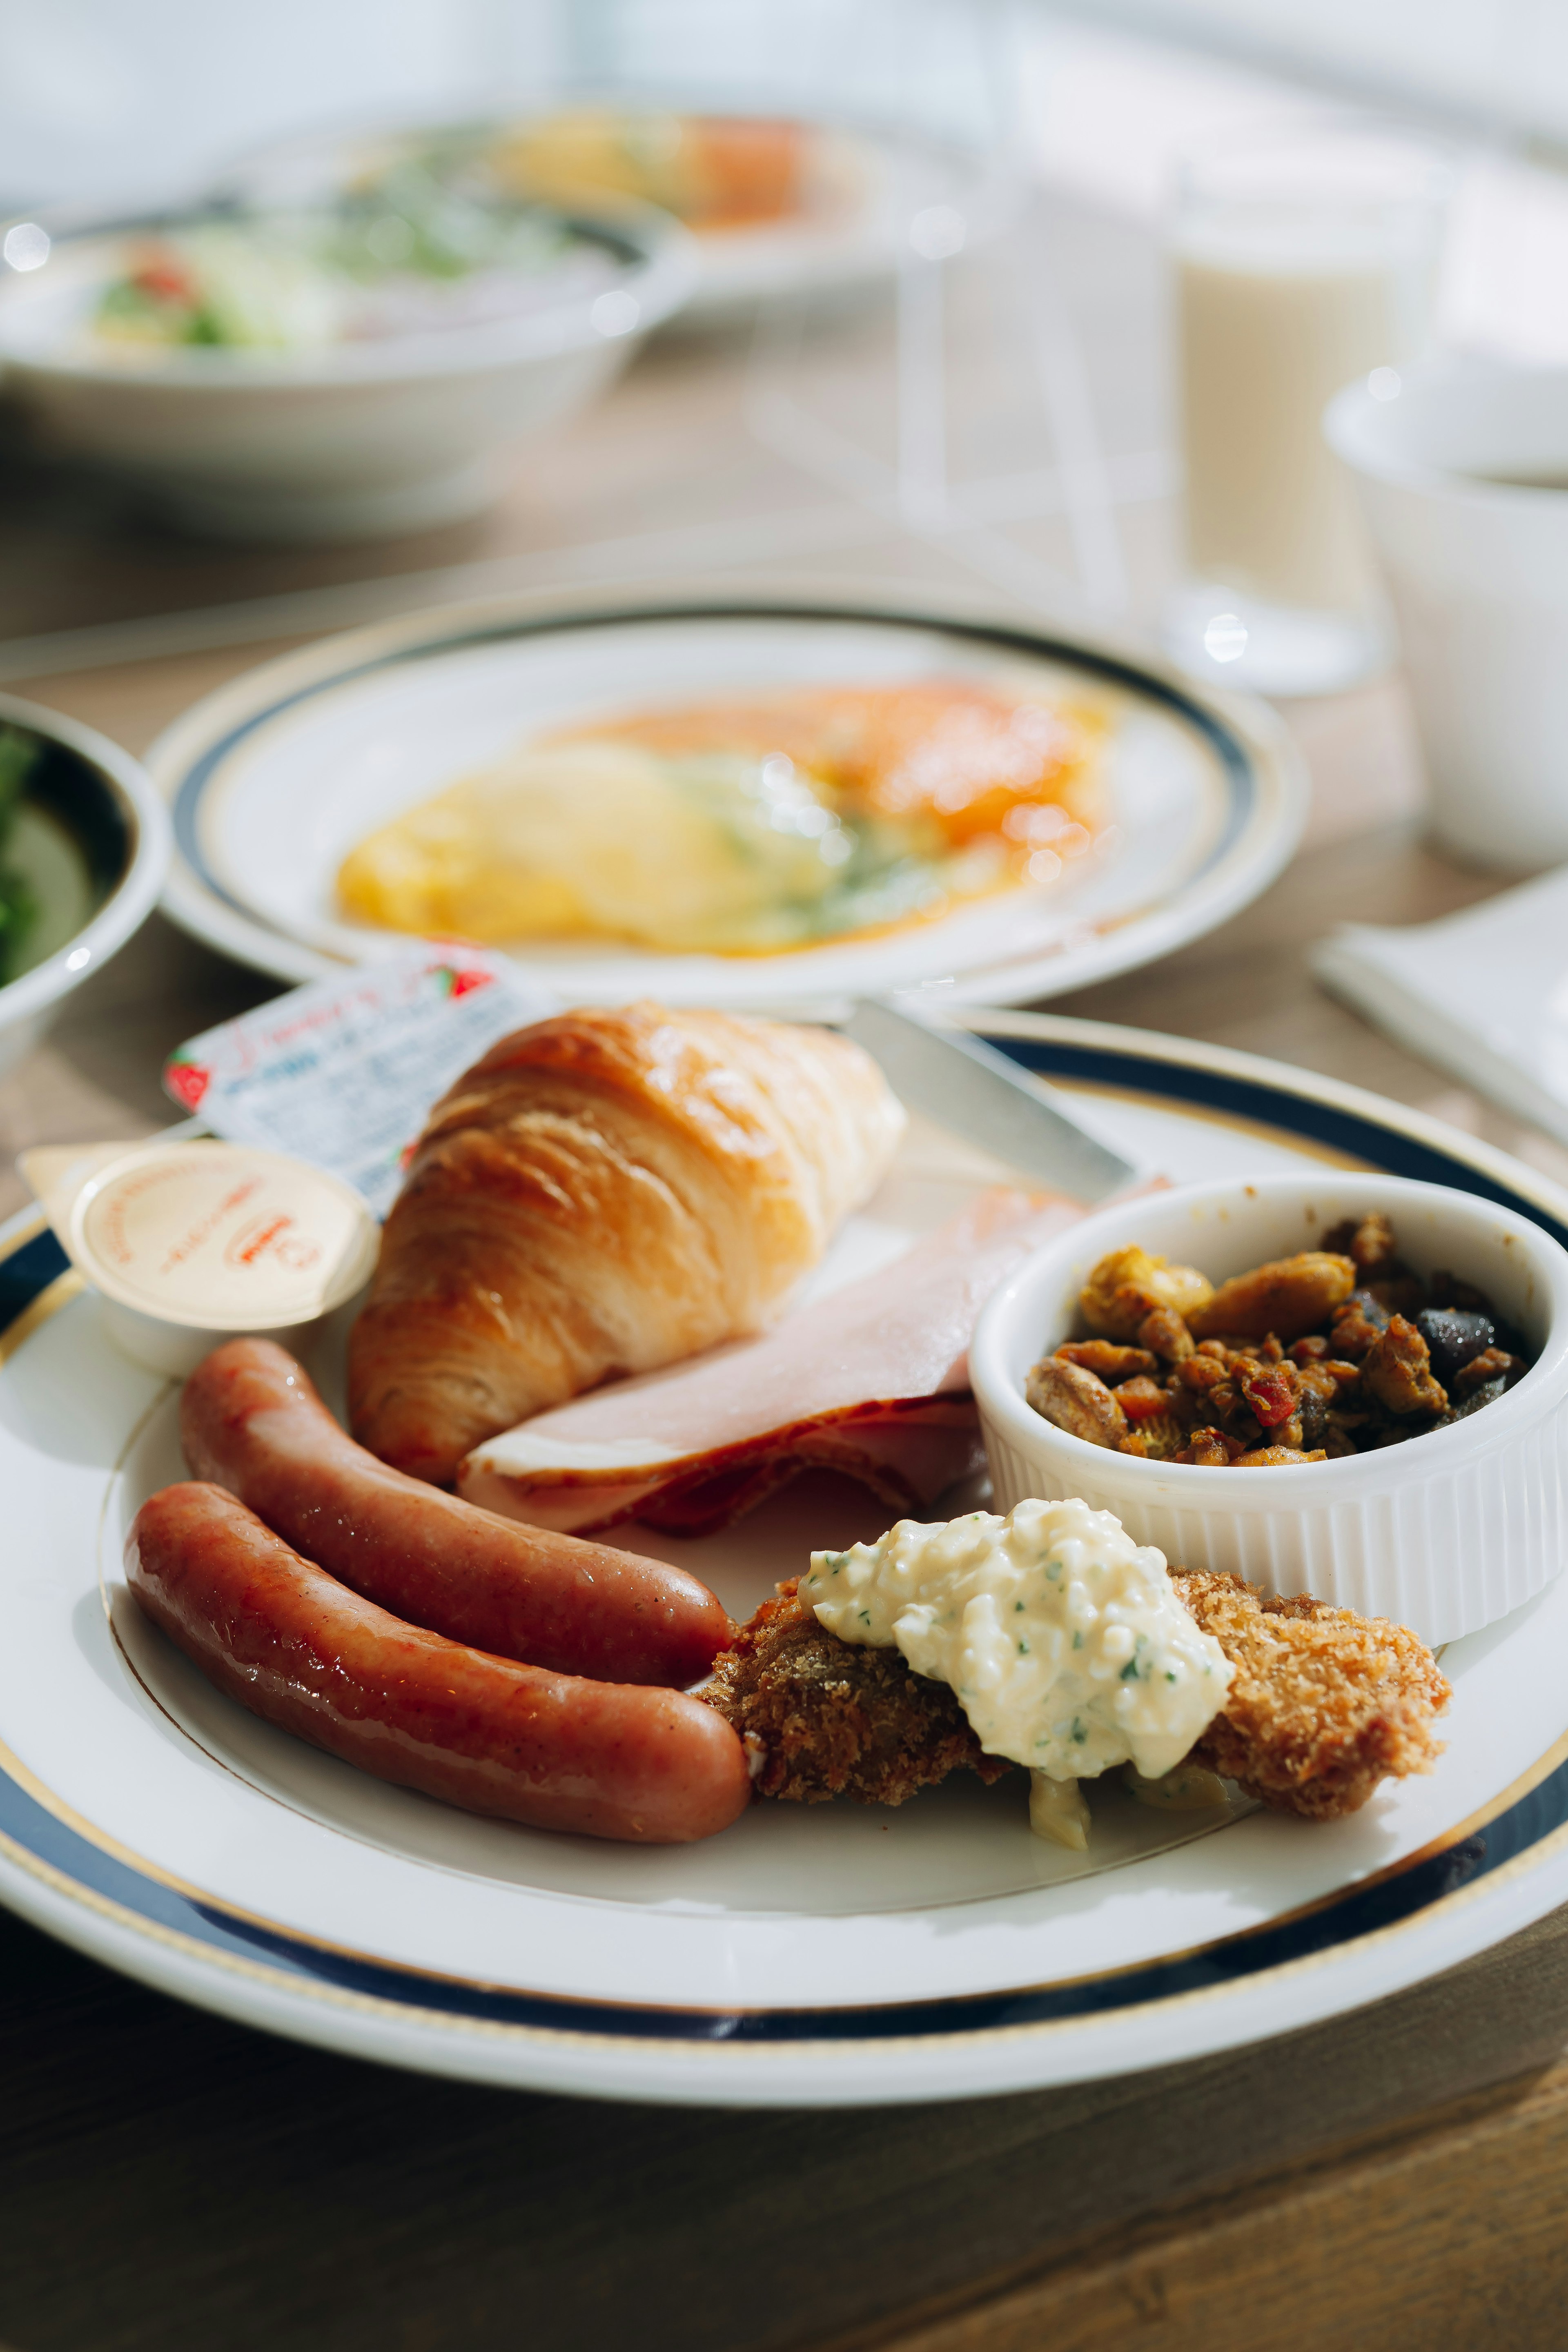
[0,1228,72,1328]
[1004,1038,1568,1246]
[0,1029,1559,2047]
[2,1733,1560,2044]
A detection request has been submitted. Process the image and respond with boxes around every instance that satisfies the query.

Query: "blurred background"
[4,0,1568,668]
[7,1,1568,212]
[7,0,1568,1132]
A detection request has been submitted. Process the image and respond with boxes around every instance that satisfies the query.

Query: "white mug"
[1326,360,1568,871]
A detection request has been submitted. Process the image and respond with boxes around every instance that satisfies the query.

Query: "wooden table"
[2,187,1565,2352]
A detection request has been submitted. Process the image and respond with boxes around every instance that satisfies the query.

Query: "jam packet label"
[163,947,556,1215]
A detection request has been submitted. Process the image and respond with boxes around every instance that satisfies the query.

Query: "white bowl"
[971,1172,1568,1645]
[0,202,695,542]
[1325,360,1568,871]
[0,694,171,1083]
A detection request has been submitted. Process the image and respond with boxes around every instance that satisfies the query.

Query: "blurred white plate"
[660,122,990,319]
[220,111,966,323]
[147,592,1305,1008]
[2,1017,1567,2107]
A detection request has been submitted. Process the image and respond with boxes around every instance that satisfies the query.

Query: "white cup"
[1327,360,1568,871]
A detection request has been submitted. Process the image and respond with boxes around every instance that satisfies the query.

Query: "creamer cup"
[20,1137,380,1376]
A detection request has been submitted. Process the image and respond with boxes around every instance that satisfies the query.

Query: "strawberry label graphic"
[163,1058,210,1111]
[431,963,494,1001]
[160,943,551,1213]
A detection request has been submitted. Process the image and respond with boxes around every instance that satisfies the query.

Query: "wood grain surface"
[0,181,1561,2352]
[4,1891,1568,2352]
[826,2060,1568,2352]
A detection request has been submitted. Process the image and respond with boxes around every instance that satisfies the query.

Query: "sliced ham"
[459,1187,1082,1537]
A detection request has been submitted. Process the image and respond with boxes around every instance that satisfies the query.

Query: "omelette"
[336,681,1102,956]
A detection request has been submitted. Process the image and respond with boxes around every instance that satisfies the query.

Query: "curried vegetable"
[1188,1252,1356,1342]
[1025,1216,1535,1468]
[1022,1355,1127,1449]
[1078,1244,1214,1338]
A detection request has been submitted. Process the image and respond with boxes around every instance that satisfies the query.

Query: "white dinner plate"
[663,123,900,317]
[2,1013,1566,2108]
[145,590,1306,1009]
[221,114,969,324]
[650,123,989,320]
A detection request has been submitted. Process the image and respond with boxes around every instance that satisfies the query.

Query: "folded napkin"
[1312,868,1568,1144]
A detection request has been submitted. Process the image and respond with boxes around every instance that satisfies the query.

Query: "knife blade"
[844,999,1138,1205]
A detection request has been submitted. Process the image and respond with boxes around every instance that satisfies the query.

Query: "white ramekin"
[971,1172,1568,1645]
[0,200,695,542]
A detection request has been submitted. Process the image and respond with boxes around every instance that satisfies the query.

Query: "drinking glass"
[1164,120,1451,697]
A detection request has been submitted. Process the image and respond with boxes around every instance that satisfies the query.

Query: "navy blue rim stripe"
[0,1225,73,1326]
[0,1035,1563,2048]
[169,600,1258,920]
[1010,1040,1568,1248]
[0,1763,1558,2043]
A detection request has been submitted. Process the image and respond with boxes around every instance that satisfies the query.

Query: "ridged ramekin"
[970,1173,1568,1645]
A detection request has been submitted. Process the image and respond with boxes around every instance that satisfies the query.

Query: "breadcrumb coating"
[703,1579,1013,1805]
[706,1568,1450,1822]
[1172,1568,1450,1820]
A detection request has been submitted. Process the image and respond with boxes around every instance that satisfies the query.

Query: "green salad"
[94,145,608,355]
[0,728,40,983]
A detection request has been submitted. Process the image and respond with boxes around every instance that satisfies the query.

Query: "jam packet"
[164,946,555,1215]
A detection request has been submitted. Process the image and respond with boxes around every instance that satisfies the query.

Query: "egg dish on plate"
[491,111,815,234]
[335,679,1105,956]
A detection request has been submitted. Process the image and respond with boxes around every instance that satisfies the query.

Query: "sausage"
[127,1483,752,1845]
[181,1339,730,1689]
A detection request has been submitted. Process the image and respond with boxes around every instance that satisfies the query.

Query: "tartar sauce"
[800,1497,1233,1841]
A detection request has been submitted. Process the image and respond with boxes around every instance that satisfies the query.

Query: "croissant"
[347,1002,906,1483]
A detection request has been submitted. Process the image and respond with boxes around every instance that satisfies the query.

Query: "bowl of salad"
[0,697,171,1081]
[0,136,695,541]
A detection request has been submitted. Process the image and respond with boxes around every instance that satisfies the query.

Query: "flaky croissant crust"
[347,1003,904,1484]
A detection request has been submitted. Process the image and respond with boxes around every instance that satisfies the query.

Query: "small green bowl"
[0,694,171,1081]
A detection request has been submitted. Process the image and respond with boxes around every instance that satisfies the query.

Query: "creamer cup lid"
[56,1140,379,1331]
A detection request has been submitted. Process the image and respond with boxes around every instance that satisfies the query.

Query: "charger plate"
[145,590,1305,1010]
[2,1011,1566,2109]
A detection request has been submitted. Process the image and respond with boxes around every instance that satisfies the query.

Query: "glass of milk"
[1165,122,1451,697]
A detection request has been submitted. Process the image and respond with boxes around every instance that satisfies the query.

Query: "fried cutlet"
[704,1579,1013,1804]
[706,1570,1449,1822]
[1172,1568,1450,1821]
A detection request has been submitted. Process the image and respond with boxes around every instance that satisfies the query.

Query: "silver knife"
[844,999,1138,1205]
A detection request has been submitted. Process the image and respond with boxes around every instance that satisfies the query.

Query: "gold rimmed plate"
[0,1012,1564,2108]
[145,588,1306,1011]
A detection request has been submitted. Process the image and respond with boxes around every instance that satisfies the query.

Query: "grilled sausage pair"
[127,1339,749,1845]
